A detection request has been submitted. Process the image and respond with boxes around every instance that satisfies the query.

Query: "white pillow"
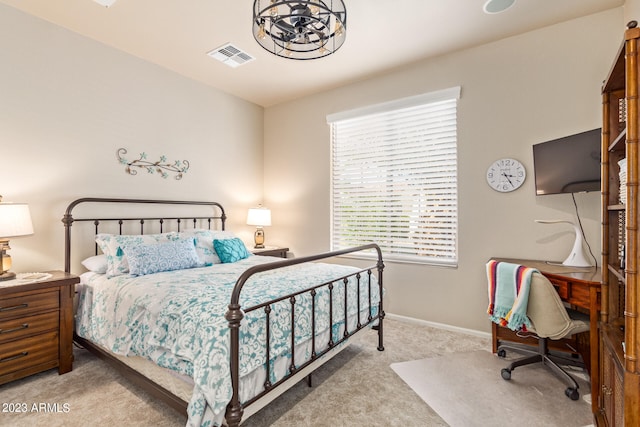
[81,254,108,274]
[177,229,238,266]
[95,232,178,277]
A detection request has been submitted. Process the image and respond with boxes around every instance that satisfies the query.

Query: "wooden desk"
[490,258,601,414]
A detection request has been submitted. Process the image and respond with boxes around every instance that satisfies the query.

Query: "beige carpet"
[0,319,546,427]
[391,350,594,427]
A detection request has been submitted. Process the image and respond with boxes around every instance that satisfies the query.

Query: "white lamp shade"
[247,207,271,227]
[0,203,34,238]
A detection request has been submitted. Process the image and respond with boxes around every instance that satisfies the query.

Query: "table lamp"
[247,206,271,249]
[535,219,592,267]
[0,198,34,281]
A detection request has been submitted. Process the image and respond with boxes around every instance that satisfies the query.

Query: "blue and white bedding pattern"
[76,255,381,427]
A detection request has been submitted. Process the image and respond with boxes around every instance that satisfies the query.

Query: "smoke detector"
[483,0,516,14]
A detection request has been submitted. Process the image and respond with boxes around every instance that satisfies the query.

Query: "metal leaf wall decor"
[117,148,190,180]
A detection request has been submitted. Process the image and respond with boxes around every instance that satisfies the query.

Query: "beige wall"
[626,0,640,23]
[1,4,627,334]
[264,8,624,332]
[1,4,264,272]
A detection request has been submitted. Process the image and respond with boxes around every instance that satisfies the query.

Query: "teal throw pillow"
[213,238,251,263]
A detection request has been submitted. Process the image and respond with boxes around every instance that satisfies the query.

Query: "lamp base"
[562,226,592,267]
[254,227,265,249]
[0,271,16,281]
[562,249,592,267]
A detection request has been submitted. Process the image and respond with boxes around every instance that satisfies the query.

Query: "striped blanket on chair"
[486,260,538,332]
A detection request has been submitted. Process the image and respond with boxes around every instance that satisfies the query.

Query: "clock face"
[486,158,526,192]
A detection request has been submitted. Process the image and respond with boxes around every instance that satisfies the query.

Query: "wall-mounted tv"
[532,128,601,196]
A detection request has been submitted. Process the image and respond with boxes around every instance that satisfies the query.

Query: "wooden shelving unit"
[599,21,640,427]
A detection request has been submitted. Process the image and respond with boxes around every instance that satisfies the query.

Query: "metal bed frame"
[63,197,385,427]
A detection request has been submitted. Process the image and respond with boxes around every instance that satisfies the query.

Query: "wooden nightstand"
[252,246,289,258]
[0,271,79,385]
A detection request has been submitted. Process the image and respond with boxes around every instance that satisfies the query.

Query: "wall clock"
[486,158,526,192]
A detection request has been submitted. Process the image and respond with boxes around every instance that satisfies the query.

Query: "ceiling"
[0,0,625,107]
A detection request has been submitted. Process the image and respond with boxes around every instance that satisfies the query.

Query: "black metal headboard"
[62,197,227,273]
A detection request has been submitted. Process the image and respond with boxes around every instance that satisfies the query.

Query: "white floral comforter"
[75,255,381,427]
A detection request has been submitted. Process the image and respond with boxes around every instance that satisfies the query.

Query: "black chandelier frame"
[253,0,347,60]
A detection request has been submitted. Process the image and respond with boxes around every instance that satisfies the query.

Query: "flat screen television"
[532,128,601,195]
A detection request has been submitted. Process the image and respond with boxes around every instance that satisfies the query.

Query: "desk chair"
[498,272,590,400]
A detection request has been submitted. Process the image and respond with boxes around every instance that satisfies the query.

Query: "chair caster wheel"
[565,387,579,401]
[501,368,511,380]
[497,349,506,358]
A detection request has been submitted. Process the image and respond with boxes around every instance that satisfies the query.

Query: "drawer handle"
[0,323,29,334]
[0,351,28,363]
[0,303,28,312]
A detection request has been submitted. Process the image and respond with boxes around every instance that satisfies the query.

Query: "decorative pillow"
[95,232,177,278]
[81,254,108,274]
[124,239,200,276]
[213,238,251,264]
[178,229,238,266]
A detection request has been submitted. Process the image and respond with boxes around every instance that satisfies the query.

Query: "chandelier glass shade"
[253,0,347,60]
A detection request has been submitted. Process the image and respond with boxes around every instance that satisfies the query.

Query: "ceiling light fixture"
[93,0,118,7]
[253,0,347,60]
[483,0,516,14]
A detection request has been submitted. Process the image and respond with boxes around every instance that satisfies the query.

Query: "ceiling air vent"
[207,43,255,68]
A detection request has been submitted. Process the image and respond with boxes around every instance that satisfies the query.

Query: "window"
[328,87,459,266]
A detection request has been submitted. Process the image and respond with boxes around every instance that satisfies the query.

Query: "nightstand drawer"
[0,311,59,344]
[0,290,59,320]
[0,272,78,384]
[0,330,59,375]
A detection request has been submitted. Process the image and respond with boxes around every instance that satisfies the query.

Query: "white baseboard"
[385,312,491,340]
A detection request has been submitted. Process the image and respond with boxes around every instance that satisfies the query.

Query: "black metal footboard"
[224,244,385,427]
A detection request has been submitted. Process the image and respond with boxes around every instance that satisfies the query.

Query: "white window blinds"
[328,87,459,265]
